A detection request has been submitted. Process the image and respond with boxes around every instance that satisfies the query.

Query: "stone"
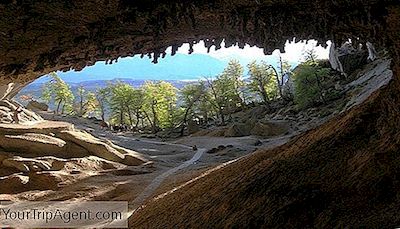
[187,120,200,134]
[0,133,67,156]
[0,100,44,124]
[330,42,369,76]
[58,130,125,163]
[3,158,30,172]
[26,100,49,111]
[0,175,29,194]
[105,141,148,166]
[28,171,66,191]
[250,121,290,137]
[224,123,252,137]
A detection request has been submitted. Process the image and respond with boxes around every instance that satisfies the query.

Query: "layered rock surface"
[0,120,148,175]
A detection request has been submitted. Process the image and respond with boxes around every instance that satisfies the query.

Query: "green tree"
[247,61,279,105]
[205,60,245,124]
[219,59,245,107]
[95,87,111,122]
[179,82,207,135]
[108,82,137,125]
[75,86,99,117]
[126,88,145,128]
[41,72,74,114]
[293,61,331,109]
[142,81,178,132]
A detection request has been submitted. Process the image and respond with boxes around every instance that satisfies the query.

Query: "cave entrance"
[15,39,331,132]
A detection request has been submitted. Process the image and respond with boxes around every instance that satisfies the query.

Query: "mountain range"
[33,53,227,84]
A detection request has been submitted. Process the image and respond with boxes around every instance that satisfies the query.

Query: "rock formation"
[0,100,43,124]
[0,0,399,227]
[329,41,369,76]
[0,1,394,87]
[0,120,148,173]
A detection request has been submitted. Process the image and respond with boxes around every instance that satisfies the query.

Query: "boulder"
[105,141,148,166]
[3,158,30,172]
[3,157,52,172]
[187,120,200,134]
[26,100,48,111]
[28,171,67,191]
[0,133,67,156]
[0,100,43,124]
[224,123,252,137]
[0,174,29,194]
[58,130,126,163]
[250,121,290,137]
[329,42,368,76]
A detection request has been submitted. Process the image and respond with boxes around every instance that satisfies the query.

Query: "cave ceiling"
[0,0,397,85]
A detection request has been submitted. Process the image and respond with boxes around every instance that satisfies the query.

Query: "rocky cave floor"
[0,58,392,213]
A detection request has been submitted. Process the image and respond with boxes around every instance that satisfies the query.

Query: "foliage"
[41,72,74,114]
[204,60,245,124]
[142,81,178,131]
[179,82,209,134]
[35,51,339,134]
[75,86,99,117]
[247,61,279,105]
[293,61,331,109]
[107,82,143,126]
[95,87,111,121]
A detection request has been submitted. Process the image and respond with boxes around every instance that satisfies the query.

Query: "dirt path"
[129,147,206,210]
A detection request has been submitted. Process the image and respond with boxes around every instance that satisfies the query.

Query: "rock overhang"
[0,0,397,87]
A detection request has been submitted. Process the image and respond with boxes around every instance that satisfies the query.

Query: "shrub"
[293,63,331,109]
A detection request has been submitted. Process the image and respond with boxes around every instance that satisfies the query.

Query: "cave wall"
[0,0,395,90]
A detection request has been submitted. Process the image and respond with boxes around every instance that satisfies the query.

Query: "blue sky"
[36,39,331,83]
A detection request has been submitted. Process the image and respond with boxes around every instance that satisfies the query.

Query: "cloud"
[169,39,331,65]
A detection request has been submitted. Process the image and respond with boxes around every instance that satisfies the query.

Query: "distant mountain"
[17,79,195,104]
[33,53,226,84]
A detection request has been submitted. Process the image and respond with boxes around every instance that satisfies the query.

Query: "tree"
[179,82,207,135]
[219,59,245,107]
[108,82,135,125]
[247,61,279,106]
[142,81,178,132]
[293,61,331,109]
[205,77,226,125]
[277,56,292,99]
[41,72,74,114]
[204,60,245,125]
[75,86,99,117]
[126,88,144,128]
[95,87,111,122]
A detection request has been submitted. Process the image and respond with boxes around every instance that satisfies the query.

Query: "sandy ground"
[1,112,293,216]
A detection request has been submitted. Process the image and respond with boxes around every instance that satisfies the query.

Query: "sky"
[35,39,331,83]
[173,39,331,65]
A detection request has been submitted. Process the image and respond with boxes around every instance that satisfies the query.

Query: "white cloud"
[169,39,331,65]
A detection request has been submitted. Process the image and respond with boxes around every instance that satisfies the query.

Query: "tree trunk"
[219,108,225,125]
[61,102,65,114]
[56,100,62,114]
[271,65,283,99]
[135,111,141,129]
[101,108,105,122]
[79,93,84,117]
[127,106,133,126]
[119,107,124,125]
[151,102,159,133]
